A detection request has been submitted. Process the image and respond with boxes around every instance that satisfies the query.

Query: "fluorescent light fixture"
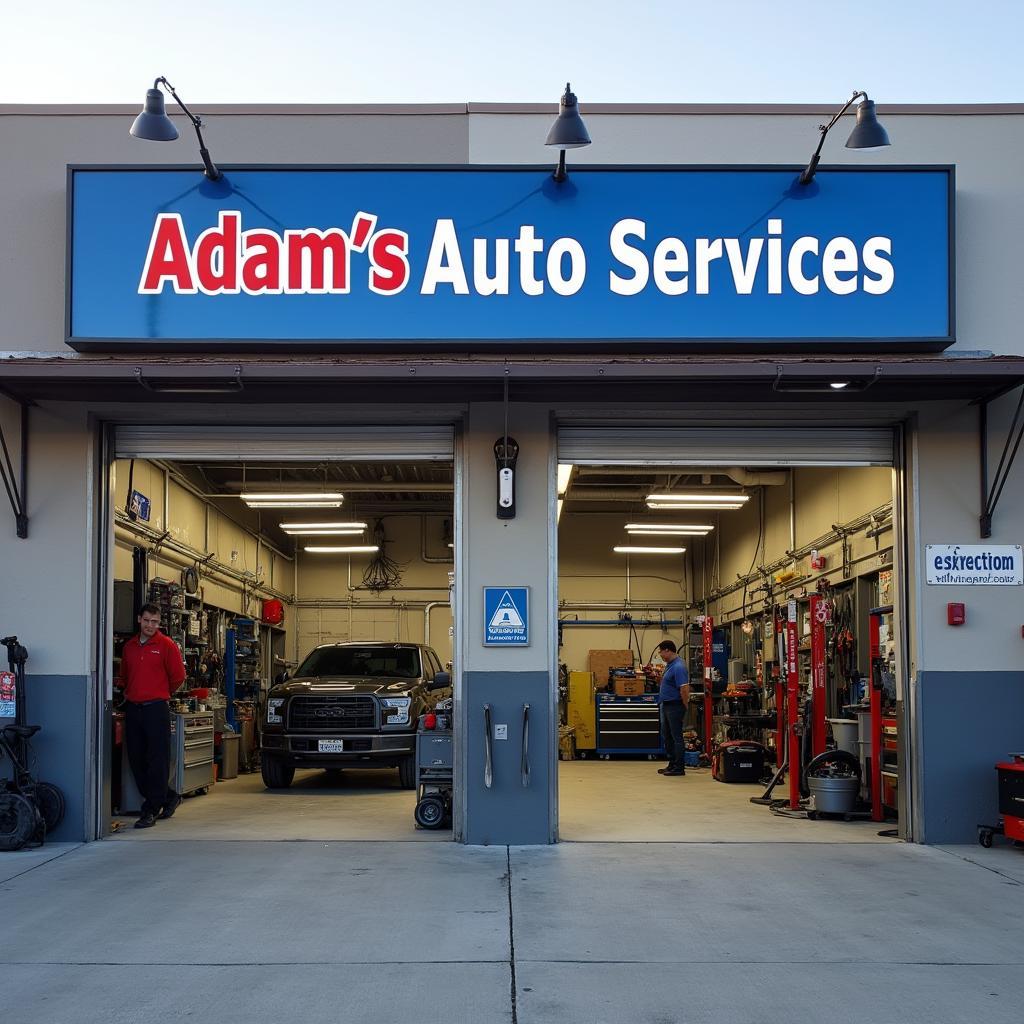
[625,523,714,533]
[646,501,743,510]
[830,381,850,390]
[279,521,367,531]
[627,529,707,537]
[614,546,686,555]
[284,528,364,536]
[646,493,749,503]
[242,492,344,501]
[303,545,380,554]
[246,500,344,509]
[557,464,574,496]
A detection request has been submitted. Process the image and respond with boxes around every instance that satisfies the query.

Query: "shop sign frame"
[65,163,956,353]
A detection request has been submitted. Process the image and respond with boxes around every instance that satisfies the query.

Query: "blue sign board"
[66,166,953,350]
[129,489,151,522]
[484,587,530,647]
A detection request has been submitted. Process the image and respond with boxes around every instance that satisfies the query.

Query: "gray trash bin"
[220,732,240,780]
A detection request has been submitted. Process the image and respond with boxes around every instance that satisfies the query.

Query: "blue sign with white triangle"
[484,587,530,646]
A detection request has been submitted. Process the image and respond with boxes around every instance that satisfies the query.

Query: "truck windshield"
[296,647,422,679]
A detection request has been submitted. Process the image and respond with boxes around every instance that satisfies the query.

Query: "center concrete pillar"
[456,402,555,845]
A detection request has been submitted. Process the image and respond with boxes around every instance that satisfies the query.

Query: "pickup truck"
[259,641,451,789]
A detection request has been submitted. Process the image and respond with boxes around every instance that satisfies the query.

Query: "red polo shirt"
[119,631,187,703]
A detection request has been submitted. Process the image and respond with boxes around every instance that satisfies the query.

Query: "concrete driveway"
[1,839,1022,1023]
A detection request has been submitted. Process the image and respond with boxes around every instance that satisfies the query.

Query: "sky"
[1,0,1021,105]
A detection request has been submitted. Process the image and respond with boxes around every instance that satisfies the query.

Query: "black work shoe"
[659,768,685,776]
[159,793,182,820]
[134,812,157,829]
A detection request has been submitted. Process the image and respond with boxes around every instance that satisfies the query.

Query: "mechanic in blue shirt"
[657,640,690,776]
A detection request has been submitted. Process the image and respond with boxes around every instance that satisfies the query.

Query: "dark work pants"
[660,701,686,772]
[124,700,175,816]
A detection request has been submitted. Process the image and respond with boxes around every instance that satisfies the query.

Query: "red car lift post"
[703,615,714,758]
[786,599,801,809]
[869,607,891,823]
[809,594,827,757]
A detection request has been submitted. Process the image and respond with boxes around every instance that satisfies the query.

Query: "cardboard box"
[588,649,635,687]
[612,675,644,697]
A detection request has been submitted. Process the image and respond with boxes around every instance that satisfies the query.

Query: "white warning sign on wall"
[484,587,530,646]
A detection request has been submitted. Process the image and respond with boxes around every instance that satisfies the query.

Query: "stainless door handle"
[521,703,530,788]
[483,703,494,789]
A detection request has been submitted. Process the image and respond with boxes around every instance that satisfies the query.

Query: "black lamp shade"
[130,88,179,142]
[545,83,591,150]
[845,99,890,150]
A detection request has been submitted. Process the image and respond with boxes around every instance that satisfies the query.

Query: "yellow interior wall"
[557,511,688,673]
[112,459,295,625]
[294,514,454,667]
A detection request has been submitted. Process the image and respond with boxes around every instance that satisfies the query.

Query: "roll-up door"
[557,426,894,467]
[114,425,455,462]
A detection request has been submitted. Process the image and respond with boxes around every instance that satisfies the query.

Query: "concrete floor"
[108,760,895,844]
[110,766,450,841]
[2,838,1022,1023]
[558,760,895,842]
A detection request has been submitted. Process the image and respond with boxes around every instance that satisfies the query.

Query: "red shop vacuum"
[978,753,1024,849]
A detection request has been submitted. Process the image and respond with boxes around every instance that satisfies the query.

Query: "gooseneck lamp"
[545,82,591,182]
[799,90,890,185]
[130,77,222,181]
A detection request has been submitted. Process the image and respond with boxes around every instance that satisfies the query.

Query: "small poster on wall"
[0,671,16,718]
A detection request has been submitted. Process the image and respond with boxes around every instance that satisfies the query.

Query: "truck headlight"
[381,697,411,726]
[267,698,286,724]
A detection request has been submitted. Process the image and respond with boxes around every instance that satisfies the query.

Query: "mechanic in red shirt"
[117,602,187,828]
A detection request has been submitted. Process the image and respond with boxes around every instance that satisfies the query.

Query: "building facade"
[1,101,1023,845]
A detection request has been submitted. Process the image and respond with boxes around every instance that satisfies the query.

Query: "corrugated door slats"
[114,425,455,461]
[556,427,893,466]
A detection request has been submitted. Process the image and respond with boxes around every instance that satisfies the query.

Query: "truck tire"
[398,756,416,790]
[34,781,66,833]
[261,757,295,789]
[0,792,36,851]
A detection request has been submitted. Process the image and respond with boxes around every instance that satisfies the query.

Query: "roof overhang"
[2,352,1022,406]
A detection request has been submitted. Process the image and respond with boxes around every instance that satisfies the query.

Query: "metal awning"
[2,352,1023,405]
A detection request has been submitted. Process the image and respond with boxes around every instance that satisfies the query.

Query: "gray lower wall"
[17,674,89,842]
[918,670,1024,843]
[462,671,552,846]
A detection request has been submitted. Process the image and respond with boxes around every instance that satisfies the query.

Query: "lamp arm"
[799,90,868,185]
[154,76,222,180]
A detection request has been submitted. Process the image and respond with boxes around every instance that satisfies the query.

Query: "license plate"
[318,739,344,753]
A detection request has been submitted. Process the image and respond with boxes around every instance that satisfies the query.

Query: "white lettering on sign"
[925,545,1023,585]
[138,212,895,301]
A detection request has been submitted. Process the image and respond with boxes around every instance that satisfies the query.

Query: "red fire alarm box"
[810,550,827,571]
[262,599,285,625]
[947,603,966,626]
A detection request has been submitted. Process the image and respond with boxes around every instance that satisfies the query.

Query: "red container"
[996,762,1024,841]
[262,599,284,625]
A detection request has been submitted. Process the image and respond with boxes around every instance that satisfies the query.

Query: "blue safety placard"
[484,587,530,647]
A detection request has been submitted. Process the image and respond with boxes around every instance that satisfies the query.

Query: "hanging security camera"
[494,436,519,519]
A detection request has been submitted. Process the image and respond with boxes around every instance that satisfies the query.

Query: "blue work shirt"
[659,657,689,703]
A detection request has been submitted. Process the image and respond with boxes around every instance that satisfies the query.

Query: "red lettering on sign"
[285,229,350,293]
[241,230,283,293]
[139,214,195,293]
[195,212,240,293]
[369,229,411,294]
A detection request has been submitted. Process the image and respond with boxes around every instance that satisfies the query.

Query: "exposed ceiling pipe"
[722,467,788,487]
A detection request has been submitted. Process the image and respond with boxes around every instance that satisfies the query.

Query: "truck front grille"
[288,695,377,731]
